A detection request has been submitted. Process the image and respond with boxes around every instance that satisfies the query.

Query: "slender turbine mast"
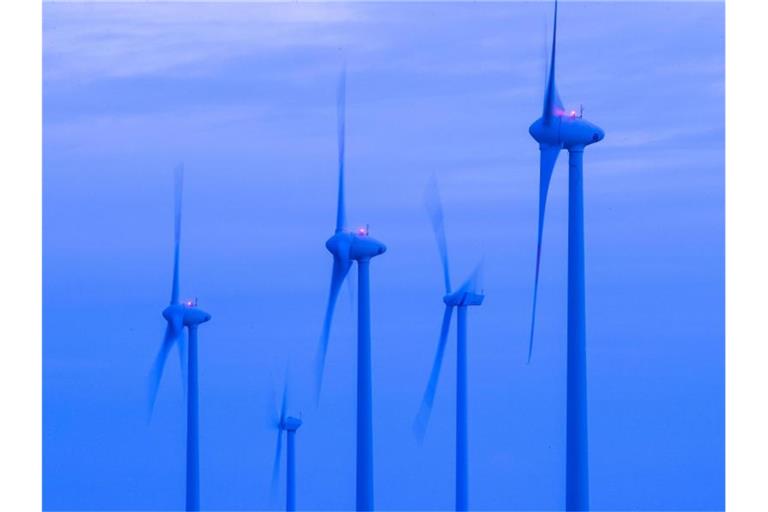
[148,165,211,512]
[271,383,303,512]
[527,2,604,511]
[414,178,484,512]
[316,68,386,511]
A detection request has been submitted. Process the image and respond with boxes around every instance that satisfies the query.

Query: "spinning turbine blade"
[280,381,288,427]
[271,428,284,492]
[148,322,181,415]
[425,176,452,294]
[177,328,187,397]
[542,14,549,90]
[458,259,484,295]
[316,68,353,400]
[542,0,563,123]
[414,304,454,440]
[149,165,187,418]
[335,67,347,233]
[171,164,184,304]
[528,144,561,362]
[271,382,288,492]
[345,264,356,314]
[316,253,352,398]
[264,382,279,430]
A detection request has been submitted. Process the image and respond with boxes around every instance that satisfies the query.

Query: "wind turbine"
[527,2,604,511]
[271,383,303,512]
[413,178,483,512]
[148,164,211,512]
[315,67,386,511]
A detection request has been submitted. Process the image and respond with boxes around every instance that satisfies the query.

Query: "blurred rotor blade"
[424,175,452,294]
[413,304,454,441]
[335,67,347,233]
[177,326,187,398]
[270,428,284,495]
[542,12,549,90]
[345,266,355,315]
[280,381,288,426]
[264,378,280,431]
[528,144,561,362]
[147,322,181,417]
[542,0,564,123]
[171,164,184,304]
[315,253,352,401]
[457,258,485,295]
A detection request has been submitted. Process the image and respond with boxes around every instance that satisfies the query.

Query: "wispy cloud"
[606,125,722,149]
[44,2,365,82]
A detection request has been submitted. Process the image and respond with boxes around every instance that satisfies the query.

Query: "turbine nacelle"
[325,229,386,262]
[529,114,605,149]
[163,302,211,327]
[281,416,303,432]
[443,290,485,307]
[350,233,386,261]
[183,307,211,326]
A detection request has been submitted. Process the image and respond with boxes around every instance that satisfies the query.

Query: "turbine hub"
[326,231,354,258]
[162,303,185,322]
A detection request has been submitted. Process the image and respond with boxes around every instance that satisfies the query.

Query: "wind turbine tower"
[272,384,303,512]
[181,299,210,512]
[527,2,604,511]
[414,178,484,512]
[316,68,386,511]
[283,417,302,511]
[148,165,211,512]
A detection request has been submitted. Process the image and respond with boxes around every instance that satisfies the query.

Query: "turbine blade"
[315,254,352,401]
[147,323,179,417]
[280,381,288,426]
[529,144,561,362]
[335,67,347,233]
[271,429,284,495]
[171,164,184,304]
[266,377,279,430]
[458,258,484,294]
[542,12,548,91]
[413,304,454,441]
[177,326,187,398]
[424,175,452,294]
[542,0,563,123]
[345,265,355,315]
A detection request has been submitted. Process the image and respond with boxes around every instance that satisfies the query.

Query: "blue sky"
[43,1,724,510]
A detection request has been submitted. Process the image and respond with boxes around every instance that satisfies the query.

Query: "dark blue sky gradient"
[43,2,724,510]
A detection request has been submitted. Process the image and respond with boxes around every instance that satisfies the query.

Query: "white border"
[0,0,42,511]
[726,0,768,511]
[3,0,763,510]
